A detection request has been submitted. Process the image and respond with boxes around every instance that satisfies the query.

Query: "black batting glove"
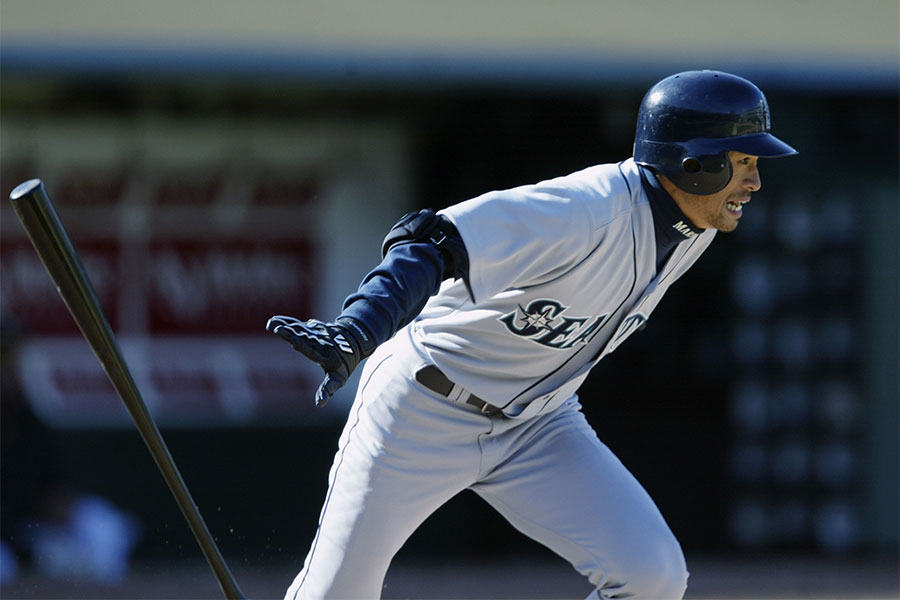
[266,316,371,407]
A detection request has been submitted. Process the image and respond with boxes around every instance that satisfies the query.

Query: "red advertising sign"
[1,119,408,428]
[146,240,314,334]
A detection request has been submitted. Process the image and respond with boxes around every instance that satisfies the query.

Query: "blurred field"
[2,555,897,599]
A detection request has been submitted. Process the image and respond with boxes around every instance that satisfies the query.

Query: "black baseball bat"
[8,179,245,600]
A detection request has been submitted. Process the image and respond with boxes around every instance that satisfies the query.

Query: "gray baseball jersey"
[413,157,716,419]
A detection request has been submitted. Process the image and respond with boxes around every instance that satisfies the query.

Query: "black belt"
[415,365,503,417]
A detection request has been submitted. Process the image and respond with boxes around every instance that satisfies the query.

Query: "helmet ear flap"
[671,153,732,195]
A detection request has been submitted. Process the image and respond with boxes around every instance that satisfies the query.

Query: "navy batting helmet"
[633,70,797,195]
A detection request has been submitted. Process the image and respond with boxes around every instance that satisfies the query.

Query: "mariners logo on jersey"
[672,221,698,239]
[499,299,608,350]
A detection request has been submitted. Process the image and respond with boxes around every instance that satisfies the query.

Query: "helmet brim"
[708,132,798,158]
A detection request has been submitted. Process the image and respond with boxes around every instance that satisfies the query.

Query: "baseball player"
[266,70,797,599]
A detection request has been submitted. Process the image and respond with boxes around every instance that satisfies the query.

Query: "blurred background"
[1,1,897,598]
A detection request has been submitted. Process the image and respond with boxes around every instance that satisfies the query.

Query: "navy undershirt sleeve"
[337,241,446,353]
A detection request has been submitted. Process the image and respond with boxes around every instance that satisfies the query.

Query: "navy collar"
[638,166,703,270]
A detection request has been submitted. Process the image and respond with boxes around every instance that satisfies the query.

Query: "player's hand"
[266,316,365,407]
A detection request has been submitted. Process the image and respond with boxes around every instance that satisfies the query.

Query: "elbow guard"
[381,209,469,282]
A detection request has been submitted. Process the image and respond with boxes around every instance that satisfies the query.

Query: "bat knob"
[10,178,44,201]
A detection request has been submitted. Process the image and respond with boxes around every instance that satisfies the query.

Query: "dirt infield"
[2,555,897,599]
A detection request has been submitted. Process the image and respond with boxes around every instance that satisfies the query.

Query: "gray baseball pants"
[285,335,688,599]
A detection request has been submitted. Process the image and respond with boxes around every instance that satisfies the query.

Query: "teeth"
[726,202,742,211]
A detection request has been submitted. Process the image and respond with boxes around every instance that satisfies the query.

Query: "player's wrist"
[334,316,377,358]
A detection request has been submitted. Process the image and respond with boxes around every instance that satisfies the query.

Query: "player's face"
[668,152,762,232]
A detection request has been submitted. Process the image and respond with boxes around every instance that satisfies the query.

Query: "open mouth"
[725,195,750,215]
